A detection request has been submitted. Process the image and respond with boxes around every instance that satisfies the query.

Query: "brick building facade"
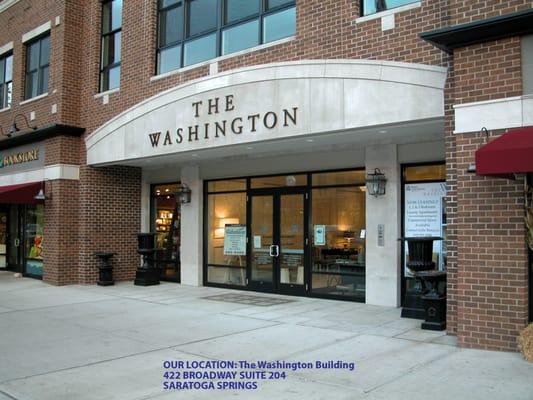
[0,0,531,352]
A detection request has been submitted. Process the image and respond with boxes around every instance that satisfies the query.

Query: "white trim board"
[22,21,51,43]
[0,164,79,186]
[454,95,533,133]
[0,41,13,56]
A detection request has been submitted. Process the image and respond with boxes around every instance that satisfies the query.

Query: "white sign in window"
[223,224,247,256]
[404,182,446,276]
[314,224,326,245]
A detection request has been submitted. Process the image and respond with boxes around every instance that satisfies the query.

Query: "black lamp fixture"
[366,168,387,197]
[176,183,192,204]
[10,113,37,136]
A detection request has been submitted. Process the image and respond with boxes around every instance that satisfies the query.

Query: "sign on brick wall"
[0,142,45,175]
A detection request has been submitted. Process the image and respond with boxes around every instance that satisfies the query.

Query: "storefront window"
[311,185,366,300]
[402,163,446,295]
[25,204,44,277]
[206,191,247,286]
[151,183,181,281]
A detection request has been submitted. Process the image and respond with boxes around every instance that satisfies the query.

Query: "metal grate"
[202,293,294,307]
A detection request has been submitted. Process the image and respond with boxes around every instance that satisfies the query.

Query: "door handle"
[14,238,20,247]
[269,245,279,257]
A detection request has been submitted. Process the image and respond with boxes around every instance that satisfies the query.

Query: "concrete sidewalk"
[0,271,531,400]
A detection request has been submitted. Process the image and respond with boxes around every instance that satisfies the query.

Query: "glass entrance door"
[250,195,274,290]
[278,193,306,294]
[249,190,307,294]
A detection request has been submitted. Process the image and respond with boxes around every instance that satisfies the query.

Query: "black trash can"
[94,252,116,286]
[134,233,160,286]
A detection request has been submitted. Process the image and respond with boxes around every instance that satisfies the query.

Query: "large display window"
[206,184,247,286]
[25,204,44,277]
[311,185,366,300]
[151,183,181,281]
[204,169,367,302]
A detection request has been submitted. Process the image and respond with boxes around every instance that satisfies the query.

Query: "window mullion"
[217,0,222,58]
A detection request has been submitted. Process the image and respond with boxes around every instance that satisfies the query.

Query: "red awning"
[475,126,533,178]
[0,182,43,204]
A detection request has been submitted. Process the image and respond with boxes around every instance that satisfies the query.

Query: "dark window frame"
[24,34,50,100]
[156,0,296,75]
[400,161,446,305]
[360,0,419,17]
[203,167,367,303]
[0,52,13,109]
[99,0,122,92]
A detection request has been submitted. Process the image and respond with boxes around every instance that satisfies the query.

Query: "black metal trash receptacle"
[94,252,116,286]
[134,233,160,286]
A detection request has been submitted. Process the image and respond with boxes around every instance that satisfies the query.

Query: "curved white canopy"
[85,60,447,166]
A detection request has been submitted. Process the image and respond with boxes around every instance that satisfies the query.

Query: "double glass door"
[249,189,307,295]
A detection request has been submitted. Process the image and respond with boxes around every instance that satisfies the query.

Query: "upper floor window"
[25,35,50,99]
[361,0,418,16]
[100,0,122,92]
[157,0,296,75]
[0,52,13,109]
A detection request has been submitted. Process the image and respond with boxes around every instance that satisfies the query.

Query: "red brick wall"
[453,38,523,105]
[78,165,141,284]
[449,0,533,25]
[453,131,528,351]
[44,134,81,166]
[444,20,530,349]
[43,178,79,285]
[40,135,81,285]
[0,0,82,136]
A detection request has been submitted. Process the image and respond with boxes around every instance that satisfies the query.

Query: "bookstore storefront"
[0,144,46,278]
[87,60,447,306]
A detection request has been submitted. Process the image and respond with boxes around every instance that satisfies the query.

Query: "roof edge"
[420,8,533,53]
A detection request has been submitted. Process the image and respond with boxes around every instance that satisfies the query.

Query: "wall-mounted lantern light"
[366,168,387,197]
[177,183,192,204]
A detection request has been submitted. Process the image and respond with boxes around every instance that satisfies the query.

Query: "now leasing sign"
[147,94,298,149]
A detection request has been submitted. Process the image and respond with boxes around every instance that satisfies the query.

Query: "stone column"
[180,164,203,286]
[365,144,401,307]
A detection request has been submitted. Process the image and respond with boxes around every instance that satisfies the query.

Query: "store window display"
[151,183,181,282]
[25,204,44,277]
[311,172,366,301]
